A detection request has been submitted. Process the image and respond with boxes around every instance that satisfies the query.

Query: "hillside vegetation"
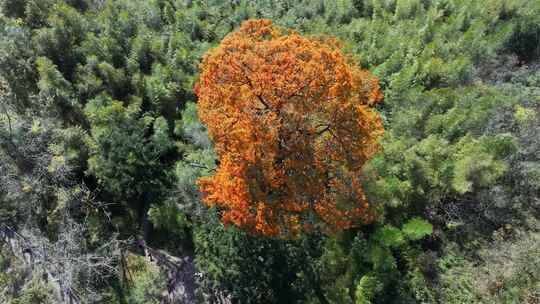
[0,0,539,303]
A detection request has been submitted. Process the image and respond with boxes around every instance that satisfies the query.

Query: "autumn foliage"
[195,20,384,236]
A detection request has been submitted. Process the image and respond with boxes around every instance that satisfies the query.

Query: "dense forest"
[0,0,539,303]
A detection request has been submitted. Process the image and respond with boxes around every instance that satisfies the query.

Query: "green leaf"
[402,218,433,240]
[367,245,396,271]
[355,274,383,304]
[373,226,405,248]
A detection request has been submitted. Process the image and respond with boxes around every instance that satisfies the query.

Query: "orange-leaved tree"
[195,20,384,236]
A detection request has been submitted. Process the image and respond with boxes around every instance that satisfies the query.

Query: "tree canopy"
[0,0,538,303]
[196,20,384,236]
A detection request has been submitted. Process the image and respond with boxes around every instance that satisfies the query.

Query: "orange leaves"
[195,20,384,237]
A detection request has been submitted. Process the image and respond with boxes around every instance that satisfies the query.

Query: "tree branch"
[187,162,216,172]
[234,61,271,110]
[0,102,16,151]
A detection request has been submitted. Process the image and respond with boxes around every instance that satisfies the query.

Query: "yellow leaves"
[21,182,33,193]
[48,155,66,173]
[195,20,384,237]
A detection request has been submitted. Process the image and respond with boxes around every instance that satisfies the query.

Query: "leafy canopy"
[195,20,384,236]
